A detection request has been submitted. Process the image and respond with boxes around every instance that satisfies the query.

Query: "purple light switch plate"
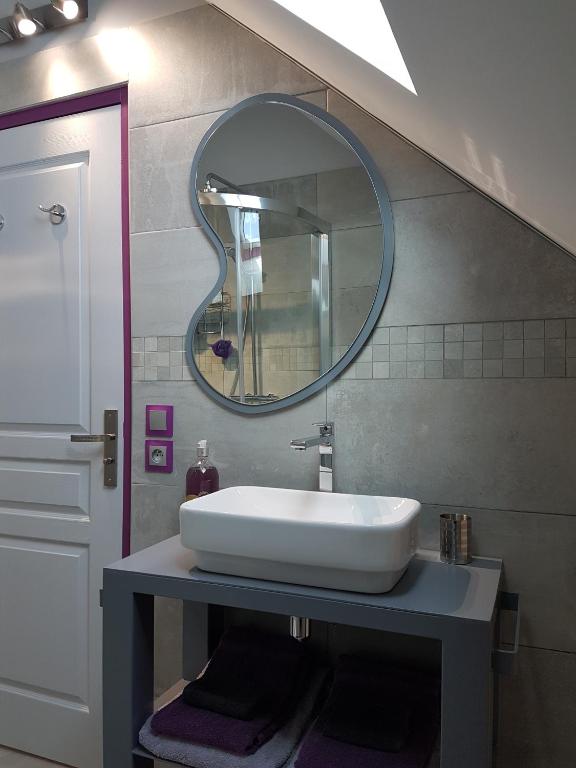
[146,404,174,437]
[145,440,173,473]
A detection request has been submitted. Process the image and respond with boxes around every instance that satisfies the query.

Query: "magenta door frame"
[0,86,133,557]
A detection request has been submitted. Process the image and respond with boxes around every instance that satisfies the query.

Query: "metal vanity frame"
[102,537,513,768]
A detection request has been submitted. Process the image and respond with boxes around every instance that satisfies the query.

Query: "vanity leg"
[103,577,154,767]
[440,626,494,768]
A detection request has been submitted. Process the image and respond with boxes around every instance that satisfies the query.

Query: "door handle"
[71,434,116,443]
[70,410,118,488]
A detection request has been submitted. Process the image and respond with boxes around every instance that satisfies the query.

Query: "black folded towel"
[320,655,439,753]
[183,626,309,721]
[323,691,412,752]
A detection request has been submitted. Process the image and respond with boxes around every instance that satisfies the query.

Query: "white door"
[0,106,124,768]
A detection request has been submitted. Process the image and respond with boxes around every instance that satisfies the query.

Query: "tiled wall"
[2,5,575,766]
[132,336,192,382]
[123,8,576,765]
[137,318,576,383]
[342,317,576,380]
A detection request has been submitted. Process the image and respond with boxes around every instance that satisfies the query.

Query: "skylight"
[272,0,416,94]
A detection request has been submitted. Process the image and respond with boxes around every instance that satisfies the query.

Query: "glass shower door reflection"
[202,206,331,405]
[255,213,325,402]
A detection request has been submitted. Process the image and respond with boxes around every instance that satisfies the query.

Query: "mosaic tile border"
[133,318,576,383]
[132,336,193,382]
[131,337,322,381]
[345,318,576,380]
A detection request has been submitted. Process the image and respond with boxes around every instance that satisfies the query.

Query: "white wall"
[0,0,205,63]
[208,0,576,256]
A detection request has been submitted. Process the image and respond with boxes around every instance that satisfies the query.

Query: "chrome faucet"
[290,422,334,492]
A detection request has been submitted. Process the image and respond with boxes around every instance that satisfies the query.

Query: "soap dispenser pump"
[185,440,220,501]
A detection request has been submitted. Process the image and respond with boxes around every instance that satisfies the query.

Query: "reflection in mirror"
[189,97,390,410]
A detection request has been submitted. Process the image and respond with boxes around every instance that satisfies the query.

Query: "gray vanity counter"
[103,537,503,768]
[106,535,501,625]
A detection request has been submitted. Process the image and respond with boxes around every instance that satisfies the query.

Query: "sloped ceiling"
[208,0,576,256]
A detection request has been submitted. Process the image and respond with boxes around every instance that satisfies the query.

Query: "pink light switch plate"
[146,404,174,437]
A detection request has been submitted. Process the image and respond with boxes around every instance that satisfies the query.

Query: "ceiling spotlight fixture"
[0,0,86,47]
[51,0,79,20]
[13,2,37,36]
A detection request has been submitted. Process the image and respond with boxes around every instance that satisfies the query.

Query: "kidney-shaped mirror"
[187,93,394,413]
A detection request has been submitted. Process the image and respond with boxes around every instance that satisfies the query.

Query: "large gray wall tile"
[132,382,327,492]
[131,483,183,553]
[332,223,383,289]
[0,35,126,117]
[332,286,377,346]
[317,166,381,229]
[495,647,576,768]
[326,91,466,201]
[154,597,183,698]
[131,483,184,697]
[419,506,576,653]
[379,192,576,327]
[129,5,321,127]
[130,112,223,233]
[131,227,219,336]
[327,378,576,515]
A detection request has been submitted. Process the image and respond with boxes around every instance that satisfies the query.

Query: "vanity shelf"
[102,536,503,768]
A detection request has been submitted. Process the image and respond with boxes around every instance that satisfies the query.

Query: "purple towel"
[151,696,279,755]
[140,667,329,768]
[152,647,312,756]
[295,657,440,768]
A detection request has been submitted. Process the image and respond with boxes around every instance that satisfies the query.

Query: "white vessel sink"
[180,486,421,593]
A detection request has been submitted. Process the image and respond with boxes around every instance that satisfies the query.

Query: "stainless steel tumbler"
[440,513,471,564]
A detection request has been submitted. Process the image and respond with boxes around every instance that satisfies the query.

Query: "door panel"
[0,105,124,768]
[0,537,89,700]
[0,160,88,428]
[0,459,90,515]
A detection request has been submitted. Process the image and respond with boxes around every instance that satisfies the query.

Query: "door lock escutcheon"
[71,410,118,488]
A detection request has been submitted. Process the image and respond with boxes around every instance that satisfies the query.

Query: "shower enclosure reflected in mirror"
[187,94,394,413]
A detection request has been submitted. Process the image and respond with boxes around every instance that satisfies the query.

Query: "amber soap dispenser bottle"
[185,440,220,501]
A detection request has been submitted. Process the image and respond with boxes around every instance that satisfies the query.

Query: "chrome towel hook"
[0,214,4,231]
[39,203,66,225]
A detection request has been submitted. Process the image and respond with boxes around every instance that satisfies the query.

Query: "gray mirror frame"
[186,92,395,414]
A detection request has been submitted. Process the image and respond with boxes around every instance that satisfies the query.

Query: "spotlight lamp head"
[13,2,37,36]
[51,0,79,20]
